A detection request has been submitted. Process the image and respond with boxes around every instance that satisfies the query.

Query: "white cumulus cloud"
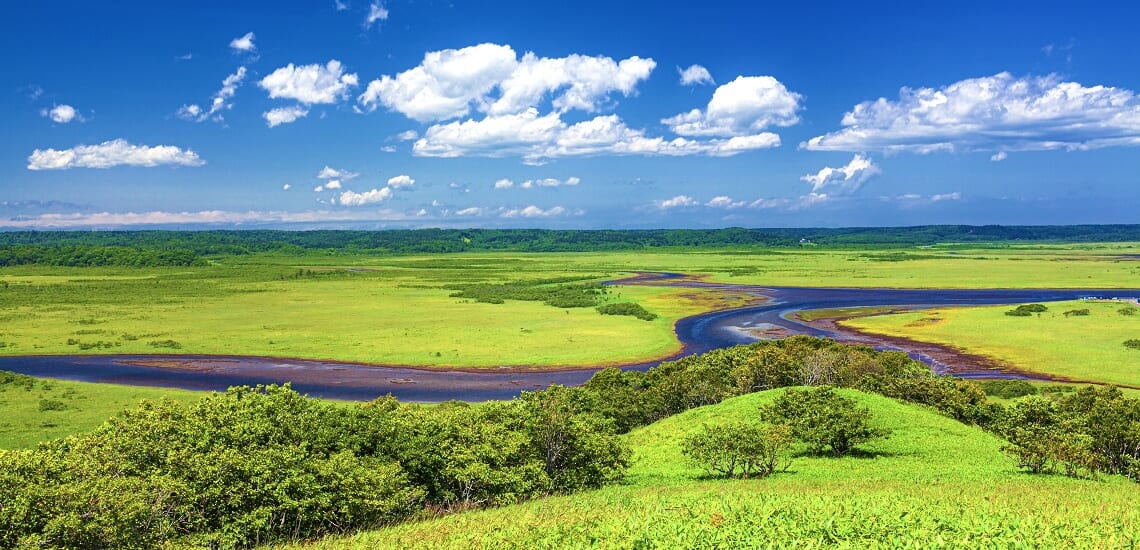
[317,166,359,180]
[27,139,204,170]
[263,105,309,127]
[43,104,82,124]
[387,174,415,188]
[803,72,1140,153]
[800,154,880,194]
[260,60,358,105]
[357,43,655,121]
[678,64,714,86]
[229,32,256,53]
[991,151,1008,162]
[338,187,392,206]
[454,206,483,216]
[657,195,699,209]
[706,196,745,208]
[282,183,292,190]
[324,180,342,189]
[663,76,802,137]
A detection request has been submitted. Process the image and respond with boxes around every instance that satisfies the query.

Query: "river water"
[1,275,1136,401]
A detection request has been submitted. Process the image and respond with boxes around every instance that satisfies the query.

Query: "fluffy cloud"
[180,67,248,122]
[454,206,483,216]
[678,64,714,86]
[387,174,415,188]
[282,184,292,190]
[324,180,342,189]
[414,110,781,160]
[43,104,81,124]
[803,72,1140,153]
[656,195,699,209]
[27,139,204,170]
[706,196,745,208]
[263,105,309,127]
[494,179,514,189]
[318,166,359,180]
[229,32,256,53]
[395,130,419,141]
[990,151,1008,162]
[357,43,654,122]
[365,1,388,28]
[662,76,802,137]
[338,187,392,206]
[260,60,358,105]
[800,154,880,194]
[500,205,567,218]
[358,43,519,121]
[367,43,794,161]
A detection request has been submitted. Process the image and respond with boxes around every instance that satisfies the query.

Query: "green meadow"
[3,244,1138,369]
[0,372,200,449]
[843,298,1140,387]
[278,389,1139,549]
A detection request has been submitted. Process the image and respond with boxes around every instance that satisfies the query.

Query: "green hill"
[276,389,1139,549]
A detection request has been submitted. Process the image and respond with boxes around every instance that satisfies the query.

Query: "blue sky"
[3,0,1140,229]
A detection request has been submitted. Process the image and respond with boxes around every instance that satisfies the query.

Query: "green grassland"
[278,389,1139,549]
[842,299,1140,387]
[2,245,1138,369]
[0,372,200,449]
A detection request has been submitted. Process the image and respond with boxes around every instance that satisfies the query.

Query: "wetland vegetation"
[2,228,1140,547]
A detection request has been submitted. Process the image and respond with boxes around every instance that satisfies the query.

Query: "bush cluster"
[1005,304,1048,317]
[447,280,604,308]
[0,385,628,548]
[596,302,658,321]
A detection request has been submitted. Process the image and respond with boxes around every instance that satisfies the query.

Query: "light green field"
[2,245,1137,368]
[278,390,1139,549]
[842,299,1140,387]
[0,373,201,449]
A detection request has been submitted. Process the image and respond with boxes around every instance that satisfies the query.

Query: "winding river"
[2,274,1137,401]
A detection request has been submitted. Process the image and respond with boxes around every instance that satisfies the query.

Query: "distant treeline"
[0,225,1138,261]
[0,244,205,267]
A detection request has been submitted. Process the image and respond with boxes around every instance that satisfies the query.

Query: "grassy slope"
[0,375,201,449]
[278,390,1139,549]
[842,299,1140,387]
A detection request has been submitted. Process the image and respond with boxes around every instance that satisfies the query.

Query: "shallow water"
[1,275,1136,401]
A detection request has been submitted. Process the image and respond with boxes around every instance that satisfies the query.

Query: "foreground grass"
[0,374,200,449]
[276,390,1139,549]
[842,299,1140,387]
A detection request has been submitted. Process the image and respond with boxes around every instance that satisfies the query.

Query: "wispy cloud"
[229,32,256,53]
[179,66,247,123]
[263,105,309,127]
[364,1,388,28]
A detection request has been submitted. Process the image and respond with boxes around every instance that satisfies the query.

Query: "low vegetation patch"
[1125,339,1140,350]
[1005,303,1048,317]
[446,279,604,308]
[1063,308,1091,317]
[978,379,1038,399]
[596,302,657,321]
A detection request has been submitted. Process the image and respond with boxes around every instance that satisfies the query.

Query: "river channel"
[1,274,1136,401]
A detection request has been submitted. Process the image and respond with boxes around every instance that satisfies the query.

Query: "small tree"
[762,387,889,456]
[681,422,793,479]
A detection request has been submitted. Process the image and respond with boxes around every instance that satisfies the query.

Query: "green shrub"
[596,302,657,321]
[37,399,69,412]
[978,379,1038,400]
[682,422,793,479]
[1005,304,1048,317]
[1124,339,1140,350]
[1118,306,1137,316]
[147,339,182,349]
[1063,309,1090,317]
[762,387,890,456]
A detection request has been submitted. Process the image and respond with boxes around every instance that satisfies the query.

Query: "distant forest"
[1,225,1138,267]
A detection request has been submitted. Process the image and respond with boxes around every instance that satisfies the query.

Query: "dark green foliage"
[1062,309,1090,317]
[682,422,793,479]
[762,387,890,456]
[1125,339,1140,350]
[596,302,658,321]
[978,379,1038,399]
[448,281,603,308]
[0,383,633,547]
[1120,306,1138,316]
[0,244,204,267]
[997,387,1140,481]
[1005,304,1048,317]
[37,399,69,412]
[147,339,182,349]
